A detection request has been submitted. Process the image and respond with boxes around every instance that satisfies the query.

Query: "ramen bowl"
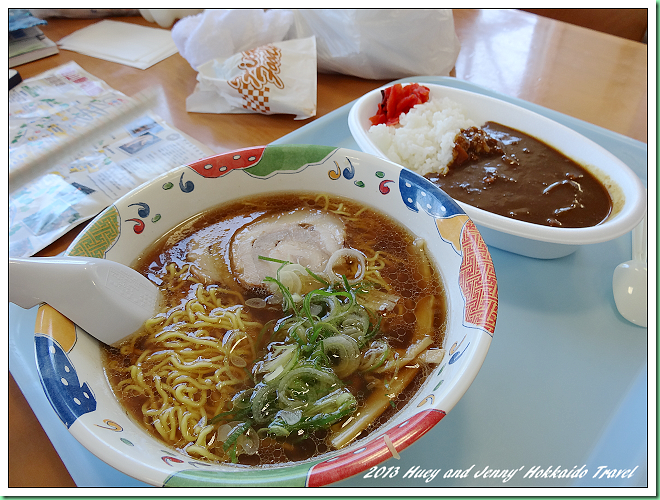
[348,83,647,259]
[33,145,497,487]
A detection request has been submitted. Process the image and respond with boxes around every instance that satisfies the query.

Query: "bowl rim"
[348,82,647,246]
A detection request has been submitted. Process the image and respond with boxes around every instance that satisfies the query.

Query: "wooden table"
[8,8,649,488]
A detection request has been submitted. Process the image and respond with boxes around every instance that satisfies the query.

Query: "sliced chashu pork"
[230,207,345,287]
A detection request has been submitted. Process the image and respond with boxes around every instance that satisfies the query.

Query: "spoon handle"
[9,257,161,346]
[9,256,158,310]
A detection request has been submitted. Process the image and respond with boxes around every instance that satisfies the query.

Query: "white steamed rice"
[368,97,475,176]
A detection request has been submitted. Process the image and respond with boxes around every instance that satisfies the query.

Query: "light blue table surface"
[9,77,650,489]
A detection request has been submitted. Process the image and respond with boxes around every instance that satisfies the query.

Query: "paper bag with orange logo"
[186,36,317,120]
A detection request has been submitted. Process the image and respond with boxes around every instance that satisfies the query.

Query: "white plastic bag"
[186,37,317,120]
[288,9,460,79]
[172,9,294,71]
[139,9,203,28]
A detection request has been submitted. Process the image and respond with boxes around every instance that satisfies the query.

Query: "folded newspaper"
[9,62,214,258]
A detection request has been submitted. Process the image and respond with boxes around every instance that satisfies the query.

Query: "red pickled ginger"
[369,83,431,126]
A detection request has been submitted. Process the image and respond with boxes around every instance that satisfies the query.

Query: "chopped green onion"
[277,366,340,409]
[250,384,278,424]
[222,420,253,452]
[211,257,386,449]
[322,335,361,378]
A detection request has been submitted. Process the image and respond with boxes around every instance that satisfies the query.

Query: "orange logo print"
[228,45,283,114]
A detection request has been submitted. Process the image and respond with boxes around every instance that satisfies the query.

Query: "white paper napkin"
[57,20,178,70]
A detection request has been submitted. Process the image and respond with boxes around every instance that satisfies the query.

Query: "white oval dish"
[348,83,647,259]
[33,145,497,487]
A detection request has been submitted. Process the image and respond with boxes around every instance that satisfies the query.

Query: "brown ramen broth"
[426,122,613,228]
[103,192,447,466]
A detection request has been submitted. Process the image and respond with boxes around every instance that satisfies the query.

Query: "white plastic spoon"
[10,256,162,346]
[612,214,647,327]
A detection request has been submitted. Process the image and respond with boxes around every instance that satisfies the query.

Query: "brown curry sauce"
[425,122,612,228]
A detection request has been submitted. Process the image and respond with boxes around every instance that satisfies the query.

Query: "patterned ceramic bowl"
[33,145,497,487]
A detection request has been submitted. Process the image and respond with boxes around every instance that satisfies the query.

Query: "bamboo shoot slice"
[329,364,419,450]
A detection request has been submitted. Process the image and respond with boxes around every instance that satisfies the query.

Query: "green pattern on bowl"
[245,144,336,178]
[67,206,120,258]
